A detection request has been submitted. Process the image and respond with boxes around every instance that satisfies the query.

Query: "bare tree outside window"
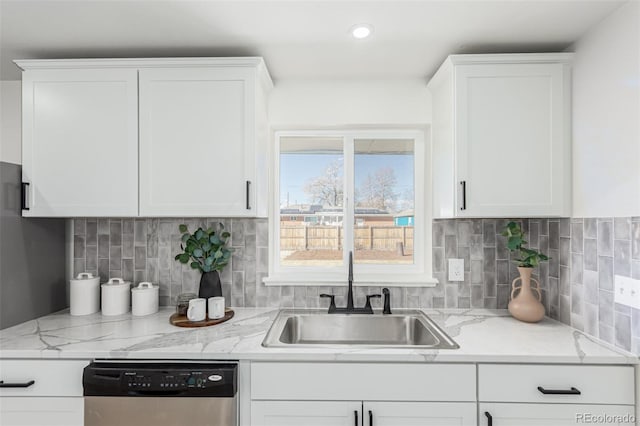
[303,159,344,207]
[357,167,398,211]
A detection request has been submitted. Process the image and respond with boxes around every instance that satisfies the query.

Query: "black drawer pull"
[246,180,251,210]
[537,386,581,395]
[460,180,466,210]
[369,410,373,426]
[21,182,30,210]
[484,411,492,426]
[0,380,35,388]
[354,410,358,426]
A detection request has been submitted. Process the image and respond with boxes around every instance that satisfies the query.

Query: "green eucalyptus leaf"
[179,224,188,233]
[221,231,230,239]
[195,229,205,240]
[214,249,223,259]
[193,248,203,258]
[202,243,211,252]
[210,235,221,245]
[190,261,200,270]
[181,234,190,243]
[202,264,212,273]
[179,253,190,264]
[205,256,214,266]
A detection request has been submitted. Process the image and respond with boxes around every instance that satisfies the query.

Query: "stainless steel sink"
[262,309,459,349]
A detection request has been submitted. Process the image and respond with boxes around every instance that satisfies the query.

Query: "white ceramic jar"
[69,272,101,316]
[131,281,159,316]
[101,278,131,316]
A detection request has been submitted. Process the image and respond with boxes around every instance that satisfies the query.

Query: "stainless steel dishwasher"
[83,361,237,426]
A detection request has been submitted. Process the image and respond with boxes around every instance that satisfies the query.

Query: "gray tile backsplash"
[71,216,640,355]
[556,217,640,355]
[72,217,551,312]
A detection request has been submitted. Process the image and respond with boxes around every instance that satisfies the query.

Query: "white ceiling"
[0,0,627,81]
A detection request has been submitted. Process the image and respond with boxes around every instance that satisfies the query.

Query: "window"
[266,130,435,286]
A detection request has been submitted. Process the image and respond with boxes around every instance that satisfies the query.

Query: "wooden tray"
[169,308,234,328]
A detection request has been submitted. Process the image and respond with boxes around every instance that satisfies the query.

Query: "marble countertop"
[0,307,636,364]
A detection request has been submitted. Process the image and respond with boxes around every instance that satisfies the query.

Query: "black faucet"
[320,251,380,314]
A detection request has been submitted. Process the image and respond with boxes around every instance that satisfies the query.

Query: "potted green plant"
[174,223,233,299]
[501,221,549,323]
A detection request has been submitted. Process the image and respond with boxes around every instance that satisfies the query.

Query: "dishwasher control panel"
[124,370,214,390]
[83,362,237,397]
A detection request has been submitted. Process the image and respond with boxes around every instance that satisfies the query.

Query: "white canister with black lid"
[101,278,131,316]
[131,281,159,316]
[70,272,101,316]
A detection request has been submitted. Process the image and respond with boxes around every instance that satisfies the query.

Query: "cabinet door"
[139,67,256,216]
[455,63,570,217]
[0,397,83,426]
[479,403,635,426]
[22,69,138,217]
[251,401,361,426]
[364,402,476,426]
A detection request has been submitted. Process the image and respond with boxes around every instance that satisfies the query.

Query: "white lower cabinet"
[479,403,635,426]
[0,359,88,426]
[0,397,83,426]
[249,362,478,426]
[251,401,477,426]
[364,402,476,426]
[478,364,636,426]
[252,401,361,426]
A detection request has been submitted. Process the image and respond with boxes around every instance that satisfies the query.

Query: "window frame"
[264,128,436,287]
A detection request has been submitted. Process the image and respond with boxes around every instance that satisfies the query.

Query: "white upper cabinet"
[19,68,139,217]
[15,58,272,218]
[428,54,573,218]
[139,64,270,217]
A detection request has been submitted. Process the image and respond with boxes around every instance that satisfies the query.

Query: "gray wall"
[0,162,66,329]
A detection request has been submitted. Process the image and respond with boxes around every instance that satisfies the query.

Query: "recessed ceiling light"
[351,24,373,39]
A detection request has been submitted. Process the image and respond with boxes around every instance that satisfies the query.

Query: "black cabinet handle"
[0,380,35,388]
[460,181,466,210]
[537,386,581,395]
[354,410,358,426]
[21,182,30,210]
[484,411,492,426]
[368,410,373,426]
[246,180,251,210]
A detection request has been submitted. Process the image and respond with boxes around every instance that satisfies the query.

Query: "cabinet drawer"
[251,362,476,402]
[0,359,89,397]
[0,397,83,426]
[478,364,634,405]
[479,403,635,426]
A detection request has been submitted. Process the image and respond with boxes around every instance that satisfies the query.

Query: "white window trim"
[264,128,436,287]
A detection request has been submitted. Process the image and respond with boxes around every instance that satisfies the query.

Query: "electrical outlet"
[448,258,464,282]
[614,275,640,309]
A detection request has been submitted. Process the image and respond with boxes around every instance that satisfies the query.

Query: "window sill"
[262,273,438,287]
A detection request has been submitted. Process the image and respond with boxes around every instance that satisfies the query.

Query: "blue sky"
[280,153,414,208]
